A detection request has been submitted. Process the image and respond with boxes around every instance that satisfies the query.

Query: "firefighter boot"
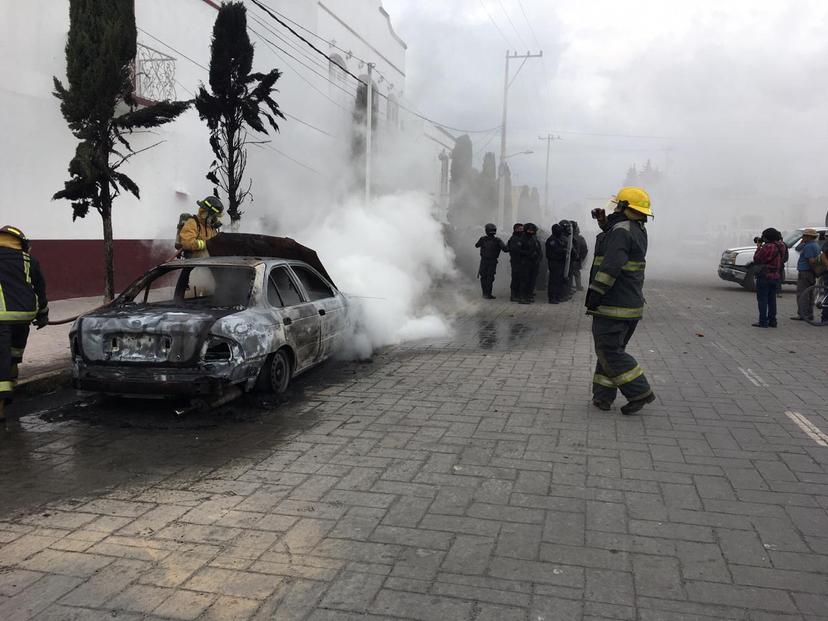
[620,393,656,415]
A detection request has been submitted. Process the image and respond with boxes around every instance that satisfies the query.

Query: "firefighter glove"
[585,289,602,311]
[34,312,49,330]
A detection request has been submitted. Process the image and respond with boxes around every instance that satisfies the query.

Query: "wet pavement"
[1,279,827,620]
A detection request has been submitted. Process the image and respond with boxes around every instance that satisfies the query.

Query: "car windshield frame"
[117,264,256,310]
[782,230,804,248]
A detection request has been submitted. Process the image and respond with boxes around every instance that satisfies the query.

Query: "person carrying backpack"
[177,196,225,258]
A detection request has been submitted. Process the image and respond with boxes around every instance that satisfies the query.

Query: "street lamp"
[505,150,534,159]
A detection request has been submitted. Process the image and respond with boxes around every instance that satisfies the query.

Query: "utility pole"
[538,133,561,220]
[497,50,543,230]
[365,63,375,206]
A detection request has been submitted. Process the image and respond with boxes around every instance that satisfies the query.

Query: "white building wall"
[0,0,444,244]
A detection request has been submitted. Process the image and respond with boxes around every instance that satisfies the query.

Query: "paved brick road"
[1,279,827,620]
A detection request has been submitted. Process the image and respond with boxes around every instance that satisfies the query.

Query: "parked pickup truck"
[718,227,828,290]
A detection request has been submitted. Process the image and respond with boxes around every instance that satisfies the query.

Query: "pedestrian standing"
[791,228,820,321]
[475,223,508,299]
[572,222,589,292]
[752,228,787,328]
[0,226,49,422]
[545,224,568,303]
[819,239,828,325]
[507,223,525,302]
[522,223,542,304]
[586,187,655,415]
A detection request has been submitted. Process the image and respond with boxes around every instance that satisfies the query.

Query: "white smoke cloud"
[300,192,456,360]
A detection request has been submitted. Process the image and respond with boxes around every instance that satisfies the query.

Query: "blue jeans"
[755,276,779,326]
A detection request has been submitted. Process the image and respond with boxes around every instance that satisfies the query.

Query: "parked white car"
[718,227,828,290]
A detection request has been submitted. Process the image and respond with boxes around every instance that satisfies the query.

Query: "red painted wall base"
[31,240,175,300]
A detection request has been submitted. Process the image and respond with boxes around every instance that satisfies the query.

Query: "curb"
[16,367,73,398]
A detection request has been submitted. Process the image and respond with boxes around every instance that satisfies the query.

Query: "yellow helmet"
[613,187,652,217]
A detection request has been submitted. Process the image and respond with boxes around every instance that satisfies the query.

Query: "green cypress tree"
[195,2,285,225]
[53,0,189,301]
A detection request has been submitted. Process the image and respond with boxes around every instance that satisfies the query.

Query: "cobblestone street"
[1,279,827,621]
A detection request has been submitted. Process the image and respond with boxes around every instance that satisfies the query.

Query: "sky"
[382,0,828,234]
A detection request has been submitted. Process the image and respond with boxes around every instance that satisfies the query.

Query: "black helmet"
[484,223,496,233]
[513,223,524,232]
[524,222,538,234]
[197,195,225,216]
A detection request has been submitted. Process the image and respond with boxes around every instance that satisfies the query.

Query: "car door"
[289,264,346,360]
[266,265,321,370]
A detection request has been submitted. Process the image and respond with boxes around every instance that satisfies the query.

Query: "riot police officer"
[474,223,508,299]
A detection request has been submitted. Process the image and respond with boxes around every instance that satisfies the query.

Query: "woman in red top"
[752,227,788,327]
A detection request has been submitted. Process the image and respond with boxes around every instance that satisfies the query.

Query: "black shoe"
[620,393,656,415]
[483,294,495,299]
[592,399,612,411]
[548,300,558,304]
[518,299,531,305]
[790,316,803,321]
[751,323,767,328]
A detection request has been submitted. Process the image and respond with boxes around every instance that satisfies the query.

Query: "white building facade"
[0,0,449,298]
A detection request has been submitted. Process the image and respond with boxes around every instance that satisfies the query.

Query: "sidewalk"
[17,295,102,388]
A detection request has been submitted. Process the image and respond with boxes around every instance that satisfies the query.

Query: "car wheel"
[742,267,758,291]
[258,349,292,394]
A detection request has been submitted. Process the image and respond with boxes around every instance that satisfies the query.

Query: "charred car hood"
[76,306,238,364]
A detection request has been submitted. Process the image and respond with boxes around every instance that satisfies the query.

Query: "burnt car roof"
[158,256,286,269]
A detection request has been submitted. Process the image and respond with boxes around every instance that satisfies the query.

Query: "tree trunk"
[101,184,115,303]
[227,121,239,223]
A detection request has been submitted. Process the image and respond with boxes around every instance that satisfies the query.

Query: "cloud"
[384,0,828,220]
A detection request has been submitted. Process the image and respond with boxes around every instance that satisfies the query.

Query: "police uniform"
[475,233,508,298]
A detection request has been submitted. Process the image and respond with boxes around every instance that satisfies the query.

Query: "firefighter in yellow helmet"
[0,226,48,422]
[177,196,225,258]
[586,187,655,415]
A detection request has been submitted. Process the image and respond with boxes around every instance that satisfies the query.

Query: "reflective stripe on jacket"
[178,210,218,254]
[0,247,48,323]
[588,214,648,320]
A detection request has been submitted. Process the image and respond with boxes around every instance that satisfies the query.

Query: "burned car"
[70,255,350,400]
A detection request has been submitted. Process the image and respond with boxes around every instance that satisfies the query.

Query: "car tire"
[257,349,292,394]
[742,266,758,291]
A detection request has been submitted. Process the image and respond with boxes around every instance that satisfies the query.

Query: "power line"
[552,129,671,140]
[137,27,342,151]
[248,24,356,107]
[516,0,542,49]
[508,57,528,88]
[497,0,528,49]
[248,10,333,76]
[250,0,367,86]
[137,27,208,72]
[251,0,501,136]
[250,0,372,68]
[252,142,324,175]
[478,0,513,47]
